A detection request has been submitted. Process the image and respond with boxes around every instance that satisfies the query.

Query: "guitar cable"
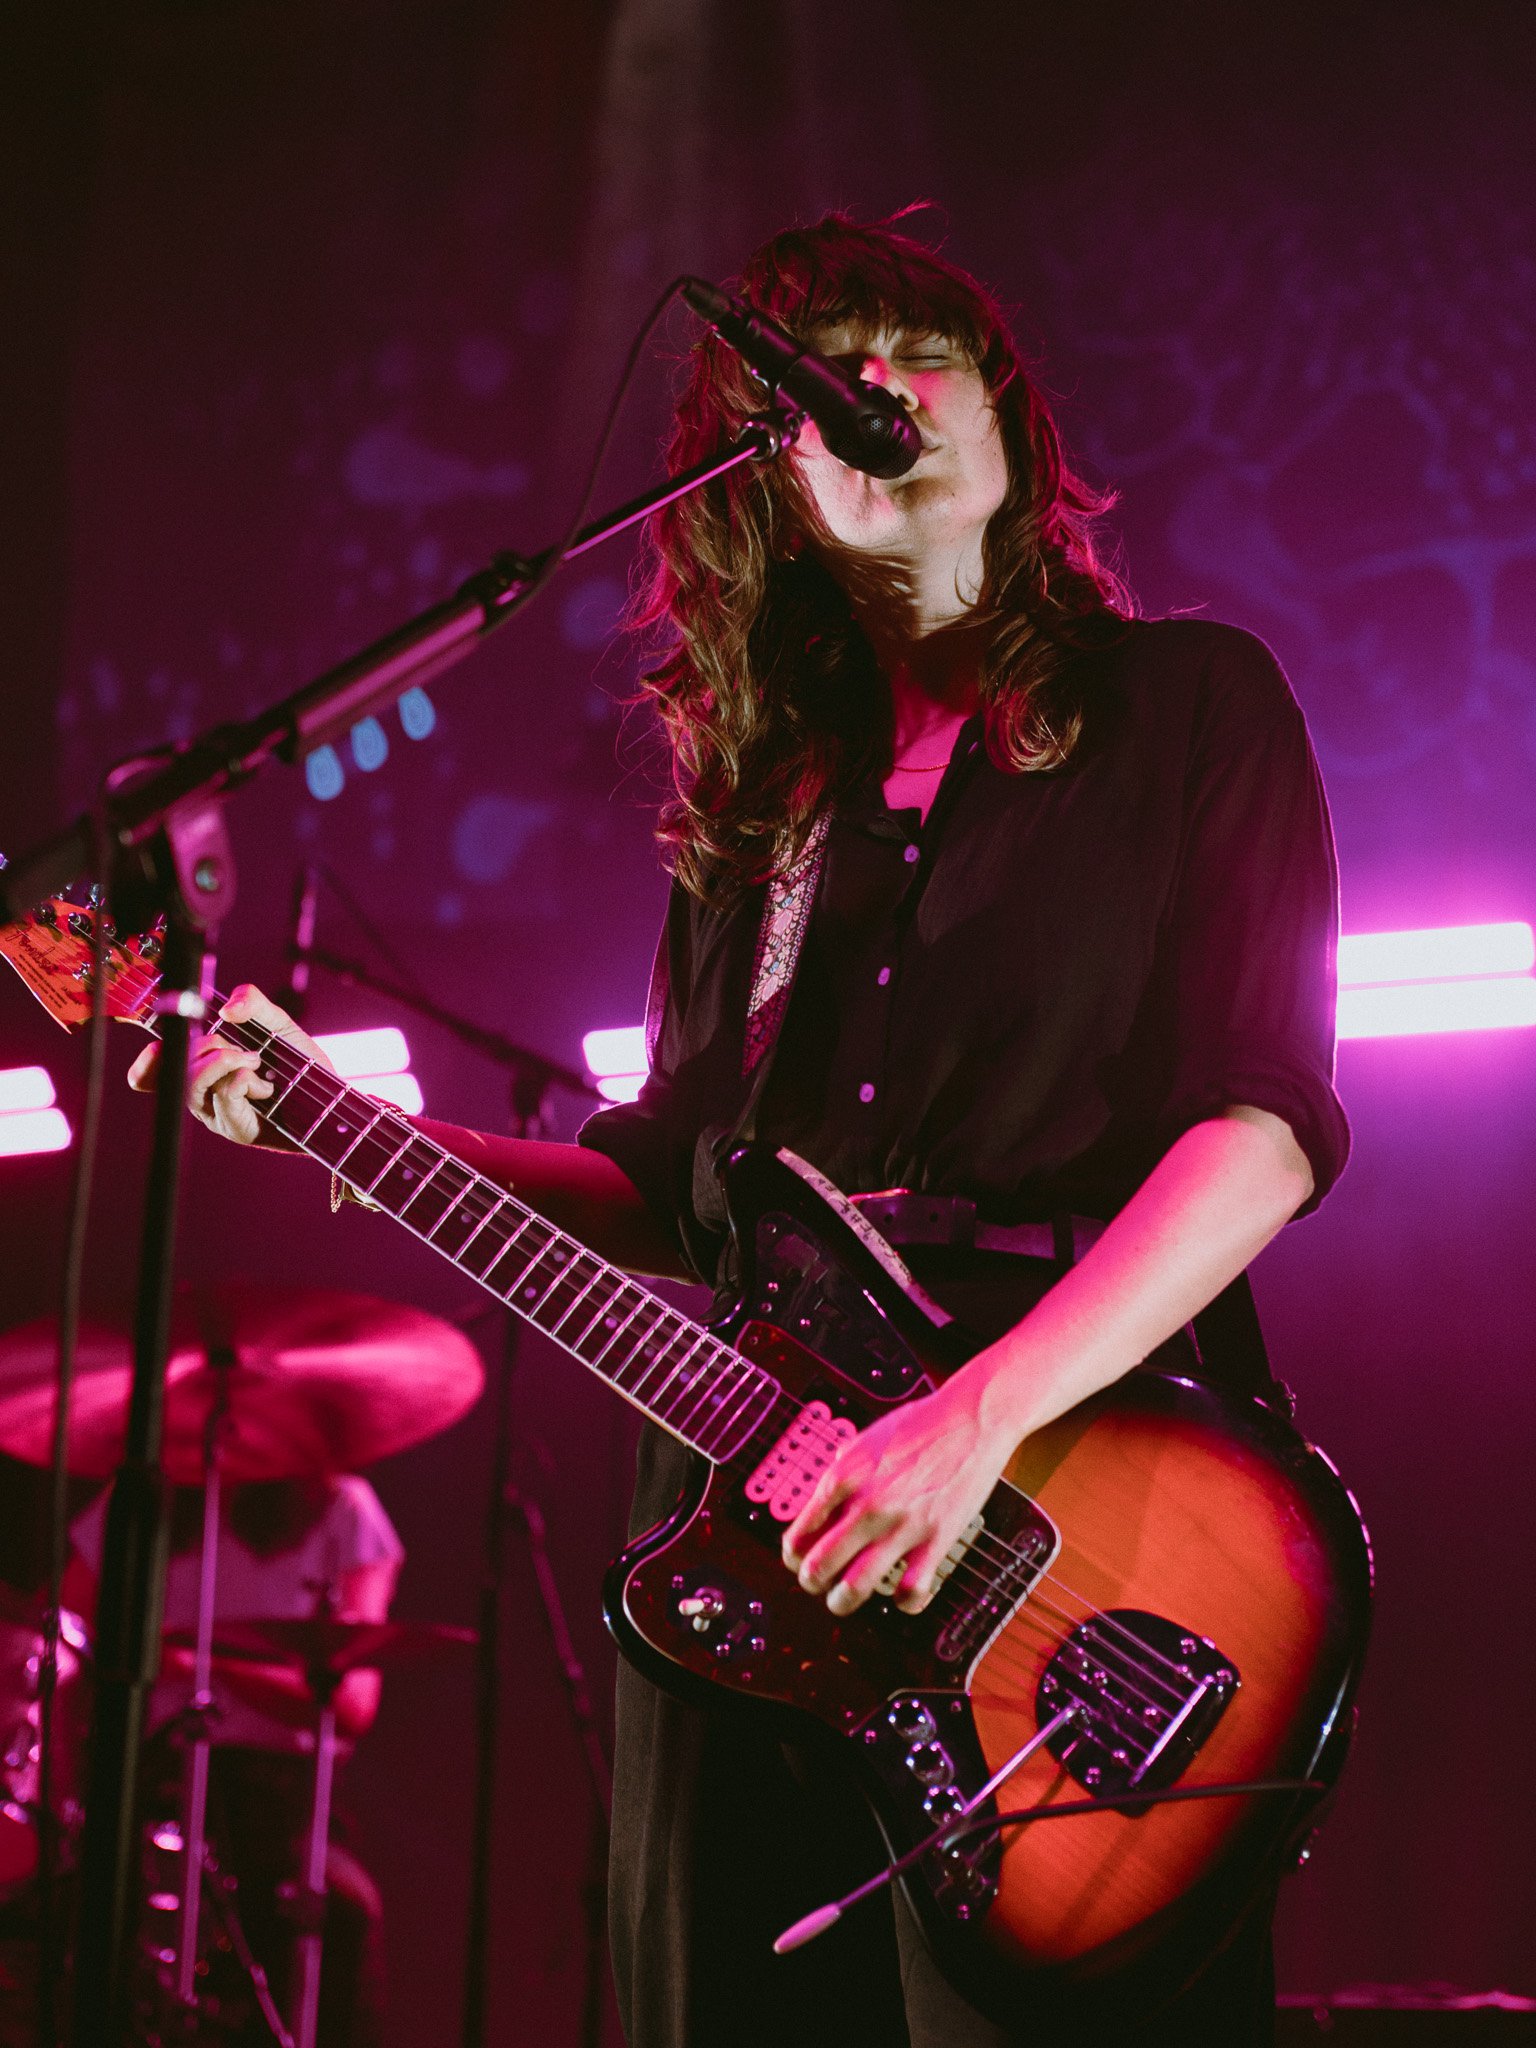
[774,1775,1327,1955]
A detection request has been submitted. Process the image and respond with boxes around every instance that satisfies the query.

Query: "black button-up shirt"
[582,619,1349,1294]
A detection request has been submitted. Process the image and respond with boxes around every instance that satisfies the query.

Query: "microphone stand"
[0,404,802,2047]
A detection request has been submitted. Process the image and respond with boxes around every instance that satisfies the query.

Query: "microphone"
[681,278,922,480]
[283,864,320,1022]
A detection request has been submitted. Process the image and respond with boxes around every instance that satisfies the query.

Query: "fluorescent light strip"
[596,1073,646,1104]
[1338,976,1536,1039]
[1338,921,1534,986]
[0,1107,72,1157]
[355,1072,425,1114]
[314,1027,412,1078]
[583,1026,648,1079]
[0,1065,58,1114]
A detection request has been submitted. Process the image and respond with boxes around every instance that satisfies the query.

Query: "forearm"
[408,1119,691,1280]
[965,1106,1312,1449]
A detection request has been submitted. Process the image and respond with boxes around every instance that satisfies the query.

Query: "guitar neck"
[150,998,778,1464]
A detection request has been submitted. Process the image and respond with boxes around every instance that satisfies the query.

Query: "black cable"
[502,272,691,620]
[313,863,430,1002]
[941,1776,1326,1852]
[35,815,114,2048]
[777,1775,1326,1957]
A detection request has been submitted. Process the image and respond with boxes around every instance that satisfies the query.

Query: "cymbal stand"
[175,1358,232,2006]
[291,1626,342,2048]
[198,1839,294,2048]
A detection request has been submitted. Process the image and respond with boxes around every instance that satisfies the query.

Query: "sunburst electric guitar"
[2,900,1372,2023]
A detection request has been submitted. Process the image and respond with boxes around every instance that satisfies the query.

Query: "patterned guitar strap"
[641,811,832,1159]
[742,811,832,1082]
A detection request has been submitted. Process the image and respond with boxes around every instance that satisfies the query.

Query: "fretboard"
[172,1001,782,1464]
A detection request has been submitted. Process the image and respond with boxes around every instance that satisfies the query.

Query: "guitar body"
[606,1146,1372,2022]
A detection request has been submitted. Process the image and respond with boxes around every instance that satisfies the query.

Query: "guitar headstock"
[0,898,164,1030]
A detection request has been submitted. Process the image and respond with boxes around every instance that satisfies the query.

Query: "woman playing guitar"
[132,214,1351,2046]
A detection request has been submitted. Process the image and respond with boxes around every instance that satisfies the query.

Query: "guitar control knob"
[677,1589,724,1622]
[905,1742,953,1787]
[923,1786,965,1821]
[887,1697,935,1741]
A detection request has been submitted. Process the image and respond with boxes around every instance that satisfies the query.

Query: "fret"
[504,1238,582,1318]
[696,1372,774,1462]
[357,1125,419,1198]
[545,1257,612,1341]
[255,1045,308,1112]
[670,1351,742,1439]
[639,1331,714,1416]
[560,1259,632,1337]
[482,1211,552,1291]
[272,1067,343,1145]
[525,1251,613,1335]
[614,1316,695,1400]
[398,1152,448,1211]
[581,1291,656,1373]
[452,1194,508,1267]
[426,1187,499,1259]
[303,1092,389,1171]
[331,1104,387,1172]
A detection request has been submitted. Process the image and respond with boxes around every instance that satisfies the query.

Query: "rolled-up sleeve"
[1156,633,1351,1213]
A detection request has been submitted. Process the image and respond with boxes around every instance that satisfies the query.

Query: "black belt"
[851,1190,1285,1408]
[850,1191,1104,1266]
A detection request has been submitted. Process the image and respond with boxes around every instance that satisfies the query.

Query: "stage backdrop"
[3,4,1534,2041]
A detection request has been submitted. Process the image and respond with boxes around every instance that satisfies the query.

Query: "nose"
[858,353,919,412]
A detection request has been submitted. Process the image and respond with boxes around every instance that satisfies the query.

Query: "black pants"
[609,1422,1276,2048]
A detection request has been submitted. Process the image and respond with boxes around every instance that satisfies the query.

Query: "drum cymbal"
[0,1285,484,1482]
[163,1617,476,1678]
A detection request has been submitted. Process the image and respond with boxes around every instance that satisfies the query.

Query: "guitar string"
[773,1401,1201,1698]
[102,959,1220,1716]
[201,1012,1204,1714]
[208,1017,1205,1716]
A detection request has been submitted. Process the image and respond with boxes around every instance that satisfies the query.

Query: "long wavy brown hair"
[632,213,1134,900]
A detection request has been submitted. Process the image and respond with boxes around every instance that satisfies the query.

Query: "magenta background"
[3,5,1535,2040]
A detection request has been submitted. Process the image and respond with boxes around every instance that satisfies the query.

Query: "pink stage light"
[0,1066,58,1114]
[1338,922,1534,987]
[596,1074,647,1104]
[0,1067,71,1156]
[354,1071,426,1113]
[582,1026,648,1078]
[584,1025,648,1104]
[313,1027,423,1114]
[1336,920,1536,1040]
[0,1108,72,1158]
[314,1027,411,1078]
[1338,976,1536,1040]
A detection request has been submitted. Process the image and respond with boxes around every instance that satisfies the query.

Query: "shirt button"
[903,843,920,865]
[876,966,892,987]
[858,1083,876,1104]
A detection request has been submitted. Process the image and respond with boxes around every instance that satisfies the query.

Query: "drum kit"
[0,1284,485,2046]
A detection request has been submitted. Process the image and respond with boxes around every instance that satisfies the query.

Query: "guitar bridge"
[1037,1610,1239,1804]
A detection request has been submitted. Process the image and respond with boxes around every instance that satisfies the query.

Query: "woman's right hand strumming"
[126,984,334,1149]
